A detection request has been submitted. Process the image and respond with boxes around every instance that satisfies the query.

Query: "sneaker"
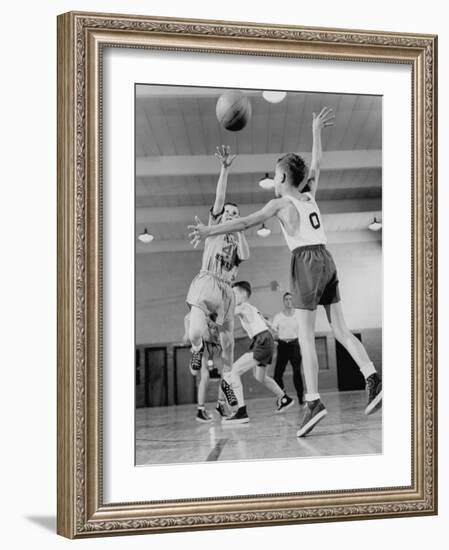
[196,408,213,423]
[275,394,295,414]
[220,377,238,407]
[365,373,382,415]
[215,400,228,418]
[296,399,328,437]
[222,406,249,425]
[189,346,203,375]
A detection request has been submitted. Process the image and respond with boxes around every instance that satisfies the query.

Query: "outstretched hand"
[312,107,335,133]
[188,216,209,248]
[215,144,237,168]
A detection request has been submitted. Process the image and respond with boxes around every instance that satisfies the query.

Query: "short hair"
[233,280,252,297]
[224,201,240,214]
[277,153,307,189]
[283,292,292,300]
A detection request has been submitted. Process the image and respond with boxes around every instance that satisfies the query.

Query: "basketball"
[216,91,252,132]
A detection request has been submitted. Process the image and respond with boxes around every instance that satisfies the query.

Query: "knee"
[221,337,234,356]
[254,369,265,383]
[230,371,241,384]
[297,331,315,353]
[188,321,203,342]
[189,327,201,342]
[331,323,350,344]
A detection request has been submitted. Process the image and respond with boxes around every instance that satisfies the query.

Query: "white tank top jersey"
[279,194,327,251]
[237,302,268,339]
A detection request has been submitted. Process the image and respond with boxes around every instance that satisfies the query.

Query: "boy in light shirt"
[222,281,294,425]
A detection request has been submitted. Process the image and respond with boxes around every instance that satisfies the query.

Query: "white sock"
[359,361,376,379]
[305,393,320,402]
[230,373,245,407]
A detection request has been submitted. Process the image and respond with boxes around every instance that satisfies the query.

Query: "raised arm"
[212,145,237,216]
[182,313,190,345]
[188,198,289,247]
[306,107,334,198]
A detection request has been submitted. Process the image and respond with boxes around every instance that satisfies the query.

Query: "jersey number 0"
[309,212,321,229]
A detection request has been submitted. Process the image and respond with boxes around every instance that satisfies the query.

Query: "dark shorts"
[250,330,274,366]
[290,245,340,311]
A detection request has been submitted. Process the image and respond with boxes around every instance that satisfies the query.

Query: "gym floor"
[135,390,382,466]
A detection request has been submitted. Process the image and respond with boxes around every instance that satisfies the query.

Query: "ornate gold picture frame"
[57,11,437,538]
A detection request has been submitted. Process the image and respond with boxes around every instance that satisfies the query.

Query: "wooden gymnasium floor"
[135,390,382,466]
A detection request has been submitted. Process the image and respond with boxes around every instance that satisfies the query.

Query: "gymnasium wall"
[136,238,383,345]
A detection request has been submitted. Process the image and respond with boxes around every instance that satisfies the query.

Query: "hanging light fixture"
[368,217,382,231]
[262,91,287,104]
[138,227,154,243]
[259,173,275,190]
[257,224,271,238]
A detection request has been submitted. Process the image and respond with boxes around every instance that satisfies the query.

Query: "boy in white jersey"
[189,107,382,437]
[186,145,249,409]
[222,281,294,425]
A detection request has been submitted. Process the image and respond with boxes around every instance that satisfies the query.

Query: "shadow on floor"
[25,515,56,533]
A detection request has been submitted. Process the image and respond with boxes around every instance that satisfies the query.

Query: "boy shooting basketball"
[186,145,249,407]
[222,281,294,425]
[189,108,382,437]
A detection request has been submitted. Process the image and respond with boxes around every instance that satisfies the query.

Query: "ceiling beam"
[136,171,382,198]
[136,86,260,98]
[136,228,381,254]
[136,199,382,224]
[136,150,382,178]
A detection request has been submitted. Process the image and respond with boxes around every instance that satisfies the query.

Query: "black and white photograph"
[134,84,383,466]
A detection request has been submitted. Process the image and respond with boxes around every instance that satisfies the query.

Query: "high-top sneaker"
[196,407,213,423]
[365,373,382,415]
[275,394,295,414]
[215,400,228,419]
[222,406,249,425]
[220,377,238,407]
[189,345,203,375]
[296,399,328,437]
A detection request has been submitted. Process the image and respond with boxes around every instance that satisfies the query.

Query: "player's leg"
[231,353,258,403]
[252,332,295,413]
[220,284,235,372]
[289,343,305,405]
[253,365,295,413]
[188,305,207,348]
[253,365,283,399]
[188,306,208,373]
[289,247,328,435]
[325,302,382,414]
[222,352,255,424]
[220,328,234,374]
[273,341,289,392]
[295,308,328,437]
[213,354,229,418]
[296,309,319,396]
[196,355,212,423]
[219,317,238,407]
